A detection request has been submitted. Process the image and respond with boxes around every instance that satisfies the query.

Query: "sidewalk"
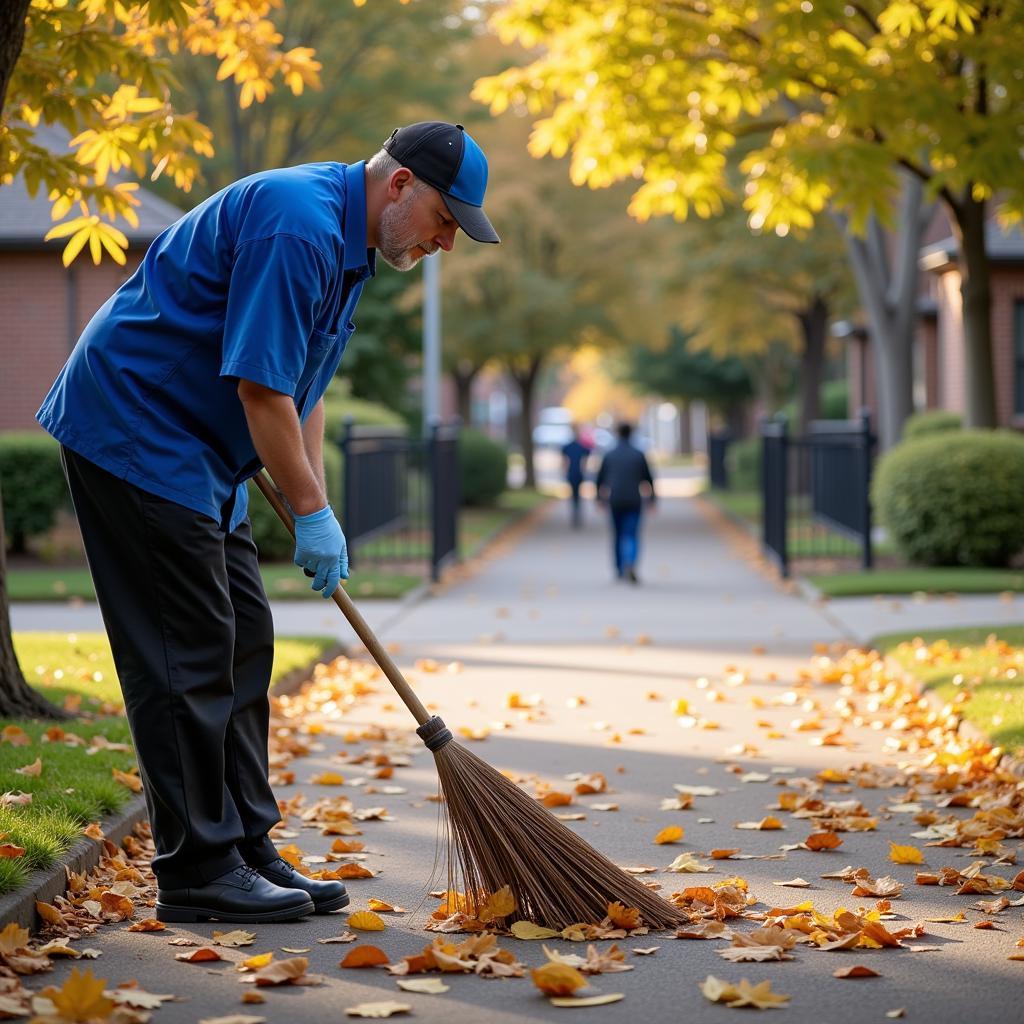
[10,483,1021,1023]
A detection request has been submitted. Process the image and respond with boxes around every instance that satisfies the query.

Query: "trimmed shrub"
[727,437,760,492]
[0,433,69,553]
[872,430,1024,567]
[459,430,507,506]
[902,409,962,441]
[820,379,850,421]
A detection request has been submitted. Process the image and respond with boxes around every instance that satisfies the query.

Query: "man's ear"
[388,167,415,200]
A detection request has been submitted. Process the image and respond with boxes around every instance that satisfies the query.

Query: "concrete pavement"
[11,480,1023,1023]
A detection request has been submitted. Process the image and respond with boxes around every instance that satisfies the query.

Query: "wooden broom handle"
[253,471,432,727]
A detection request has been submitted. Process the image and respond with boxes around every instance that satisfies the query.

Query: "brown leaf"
[341,945,390,968]
[834,965,880,978]
[175,948,224,963]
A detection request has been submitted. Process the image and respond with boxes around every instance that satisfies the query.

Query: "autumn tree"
[0,0,322,717]
[474,0,1024,433]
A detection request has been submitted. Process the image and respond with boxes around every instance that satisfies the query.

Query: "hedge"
[902,409,962,441]
[459,430,508,506]
[727,437,760,492]
[0,433,69,553]
[872,429,1024,567]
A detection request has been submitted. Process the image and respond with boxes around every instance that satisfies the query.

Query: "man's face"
[377,181,459,272]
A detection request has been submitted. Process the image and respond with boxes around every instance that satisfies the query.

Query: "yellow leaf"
[348,910,386,931]
[40,968,115,1021]
[243,952,274,970]
[212,929,256,947]
[510,921,560,940]
[0,923,29,954]
[531,962,586,996]
[312,772,346,785]
[889,843,924,865]
[653,826,684,845]
[478,885,516,923]
[112,768,142,792]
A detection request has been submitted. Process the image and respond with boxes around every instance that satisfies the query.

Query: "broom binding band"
[416,715,454,752]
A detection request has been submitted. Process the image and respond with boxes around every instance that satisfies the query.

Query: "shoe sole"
[313,891,351,914]
[155,898,315,924]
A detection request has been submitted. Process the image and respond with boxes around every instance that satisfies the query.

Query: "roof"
[920,219,1024,273]
[0,125,183,250]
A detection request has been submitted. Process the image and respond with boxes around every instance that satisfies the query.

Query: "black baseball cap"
[383,121,499,244]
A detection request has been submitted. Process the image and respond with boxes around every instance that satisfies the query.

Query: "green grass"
[872,625,1024,754]
[812,568,1024,598]
[0,631,336,896]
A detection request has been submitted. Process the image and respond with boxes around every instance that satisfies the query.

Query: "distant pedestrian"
[561,426,592,528]
[595,422,655,582]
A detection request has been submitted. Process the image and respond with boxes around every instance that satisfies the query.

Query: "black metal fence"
[761,412,874,577]
[708,431,731,489]
[339,420,460,584]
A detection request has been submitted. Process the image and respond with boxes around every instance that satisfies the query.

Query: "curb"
[0,793,148,932]
[271,641,348,697]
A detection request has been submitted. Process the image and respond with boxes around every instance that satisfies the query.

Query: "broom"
[255,472,685,930]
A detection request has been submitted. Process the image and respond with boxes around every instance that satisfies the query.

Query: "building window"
[1016,301,1024,416]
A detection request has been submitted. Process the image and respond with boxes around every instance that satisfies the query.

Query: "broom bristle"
[432,740,687,930]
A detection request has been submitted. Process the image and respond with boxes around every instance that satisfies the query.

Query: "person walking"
[561,425,592,528]
[36,122,499,924]
[595,422,655,583]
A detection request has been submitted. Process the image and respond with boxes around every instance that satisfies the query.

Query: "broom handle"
[253,471,432,727]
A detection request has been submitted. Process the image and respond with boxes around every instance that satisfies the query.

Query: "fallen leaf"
[651,827,684,843]
[38,968,115,1021]
[175,948,224,963]
[395,978,450,994]
[666,853,713,873]
[341,946,390,968]
[804,832,843,851]
[717,946,790,962]
[773,878,810,888]
[345,1002,412,1018]
[348,910,386,931]
[531,962,587,996]
[889,843,924,865]
[833,965,879,978]
[254,956,322,986]
[213,930,256,947]
[128,918,166,932]
[549,994,625,1007]
[241,953,274,971]
[510,921,560,940]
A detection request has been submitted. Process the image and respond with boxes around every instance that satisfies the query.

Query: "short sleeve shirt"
[37,161,374,530]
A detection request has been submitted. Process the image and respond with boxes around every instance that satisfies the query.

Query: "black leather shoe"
[254,857,350,914]
[156,864,315,923]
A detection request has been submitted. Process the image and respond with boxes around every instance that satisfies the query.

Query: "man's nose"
[435,226,457,252]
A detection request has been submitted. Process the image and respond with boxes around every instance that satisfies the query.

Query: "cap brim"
[441,193,500,244]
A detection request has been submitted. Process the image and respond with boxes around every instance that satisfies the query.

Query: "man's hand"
[294,505,349,597]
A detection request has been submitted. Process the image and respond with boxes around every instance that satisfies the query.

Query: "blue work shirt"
[37,161,375,530]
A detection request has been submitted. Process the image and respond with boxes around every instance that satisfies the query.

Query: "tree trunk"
[796,295,828,433]
[0,0,31,115]
[677,400,692,455]
[836,173,926,450]
[509,355,543,490]
[951,193,997,428]
[450,360,483,427]
[0,488,70,720]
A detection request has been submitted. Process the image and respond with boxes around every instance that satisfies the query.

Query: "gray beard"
[377,200,423,272]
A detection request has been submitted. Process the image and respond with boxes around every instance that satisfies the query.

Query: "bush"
[902,409,962,441]
[820,379,849,421]
[0,433,69,553]
[247,443,343,562]
[872,430,1024,567]
[727,437,761,492]
[459,430,507,506]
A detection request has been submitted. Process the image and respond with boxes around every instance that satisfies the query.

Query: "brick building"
[0,138,182,431]
[847,215,1024,431]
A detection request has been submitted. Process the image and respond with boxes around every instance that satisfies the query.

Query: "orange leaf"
[541,792,573,808]
[607,901,641,930]
[341,945,390,968]
[332,839,365,853]
[834,965,879,978]
[654,826,684,845]
[112,769,143,793]
[0,844,26,859]
[531,962,586,996]
[479,885,516,923]
[805,832,843,851]
[175,947,223,962]
[710,849,740,859]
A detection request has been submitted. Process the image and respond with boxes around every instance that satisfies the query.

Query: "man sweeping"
[36,122,499,924]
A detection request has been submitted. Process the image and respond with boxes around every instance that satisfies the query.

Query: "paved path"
[13,482,1022,1023]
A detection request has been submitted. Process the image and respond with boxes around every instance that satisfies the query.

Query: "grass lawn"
[0,631,335,896]
[872,625,1024,754]
[811,567,1024,598]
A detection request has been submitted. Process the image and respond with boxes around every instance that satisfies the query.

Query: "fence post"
[341,416,354,570]
[761,417,789,578]
[860,409,873,571]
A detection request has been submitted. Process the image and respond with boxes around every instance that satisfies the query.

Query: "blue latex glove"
[293,505,348,598]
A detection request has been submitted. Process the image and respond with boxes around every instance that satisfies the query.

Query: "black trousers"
[62,447,282,887]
